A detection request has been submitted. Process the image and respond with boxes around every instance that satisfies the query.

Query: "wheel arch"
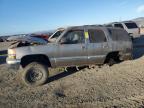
[20,54,51,68]
[104,51,120,63]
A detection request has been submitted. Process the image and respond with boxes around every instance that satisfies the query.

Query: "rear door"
[87,28,110,64]
[55,29,88,67]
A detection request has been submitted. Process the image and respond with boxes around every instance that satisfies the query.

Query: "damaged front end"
[7,36,48,67]
[8,35,48,48]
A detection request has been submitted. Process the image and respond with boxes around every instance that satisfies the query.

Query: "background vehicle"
[30,34,50,41]
[7,29,65,48]
[7,25,133,86]
[133,17,144,34]
[106,21,140,37]
[0,37,3,42]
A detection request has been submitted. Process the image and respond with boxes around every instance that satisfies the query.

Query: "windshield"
[52,30,64,39]
[125,23,138,29]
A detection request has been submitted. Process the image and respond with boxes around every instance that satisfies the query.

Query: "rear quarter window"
[108,29,130,41]
[125,23,138,29]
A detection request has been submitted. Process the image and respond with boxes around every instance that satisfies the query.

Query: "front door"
[55,30,87,67]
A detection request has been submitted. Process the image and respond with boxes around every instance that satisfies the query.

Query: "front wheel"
[22,62,49,86]
[105,54,121,66]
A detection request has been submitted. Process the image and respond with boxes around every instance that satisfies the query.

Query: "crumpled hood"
[7,35,48,44]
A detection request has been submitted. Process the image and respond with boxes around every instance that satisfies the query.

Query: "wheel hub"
[29,69,43,82]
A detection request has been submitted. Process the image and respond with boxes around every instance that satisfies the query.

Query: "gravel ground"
[0,41,144,108]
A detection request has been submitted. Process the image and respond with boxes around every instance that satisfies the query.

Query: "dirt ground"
[1,40,144,108]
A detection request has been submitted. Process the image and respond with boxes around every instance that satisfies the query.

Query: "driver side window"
[53,31,63,38]
[60,30,85,44]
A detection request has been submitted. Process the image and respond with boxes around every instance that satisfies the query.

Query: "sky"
[0,0,144,36]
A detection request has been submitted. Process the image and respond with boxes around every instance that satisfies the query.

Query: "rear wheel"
[22,62,49,86]
[107,58,117,66]
[105,53,121,66]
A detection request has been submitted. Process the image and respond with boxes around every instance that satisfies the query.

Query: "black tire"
[108,58,117,66]
[22,62,49,86]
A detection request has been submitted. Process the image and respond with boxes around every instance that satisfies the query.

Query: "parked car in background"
[30,34,50,41]
[106,21,140,37]
[0,37,3,42]
[133,17,144,34]
[7,28,64,48]
[7,25,133,86]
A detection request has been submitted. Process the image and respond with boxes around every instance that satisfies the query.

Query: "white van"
[106,21,140,37]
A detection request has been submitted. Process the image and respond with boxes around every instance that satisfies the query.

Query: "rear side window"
[114,24,124,29]
[108,29,130,41]
[125,23,138,29]
[88,29,106,43]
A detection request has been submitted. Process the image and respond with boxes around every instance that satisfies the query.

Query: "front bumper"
[6,58,21,65]
[6,58,21,70]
